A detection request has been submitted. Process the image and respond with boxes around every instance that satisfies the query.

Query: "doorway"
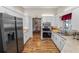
[32,17,41,34]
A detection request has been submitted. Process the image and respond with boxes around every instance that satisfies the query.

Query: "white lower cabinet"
[60,39,65,50]
[56,35,61,50]
[52,32,65,51]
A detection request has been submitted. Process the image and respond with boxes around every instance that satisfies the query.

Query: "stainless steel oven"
[42,28,51,38]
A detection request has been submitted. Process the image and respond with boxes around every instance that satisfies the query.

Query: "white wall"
[23,15,33,44]
[71,8,79,30]
[56,6,79,30]
[55,7,71,29]
[55,16,63,28]
[28,16,33,38]
[24,8,56,18]
[23,15,29,44]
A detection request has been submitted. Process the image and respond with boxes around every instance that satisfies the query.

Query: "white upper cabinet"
[41,16,56,26]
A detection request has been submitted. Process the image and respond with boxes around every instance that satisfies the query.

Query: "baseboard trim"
[24,37,32,45]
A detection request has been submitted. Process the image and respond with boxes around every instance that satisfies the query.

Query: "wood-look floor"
[22,32,59,53]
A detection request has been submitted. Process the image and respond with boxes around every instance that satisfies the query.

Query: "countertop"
[61,36,79,53]
[52,31,79,53]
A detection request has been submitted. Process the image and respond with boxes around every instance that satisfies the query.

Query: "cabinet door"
[56,35,61,50]
[52,33,59,49]
[54,34,60,48]
[55,36,58,44]
[60,39,65,50]
[54,34,57,44]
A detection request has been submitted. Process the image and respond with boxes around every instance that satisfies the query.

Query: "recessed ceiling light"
[41,14,54,16]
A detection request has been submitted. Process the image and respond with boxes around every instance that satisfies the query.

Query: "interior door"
[33,18,41,32]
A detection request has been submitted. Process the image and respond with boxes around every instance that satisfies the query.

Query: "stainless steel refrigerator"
[0,13,24,53]
[15,17,24,52]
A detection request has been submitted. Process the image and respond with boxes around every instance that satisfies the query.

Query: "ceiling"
[23,6,60,9]
[20,6,68,17]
